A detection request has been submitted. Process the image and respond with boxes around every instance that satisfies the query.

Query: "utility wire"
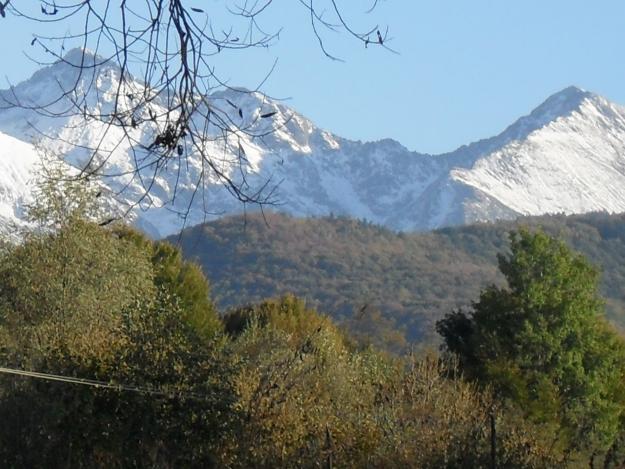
[0,366,206,400]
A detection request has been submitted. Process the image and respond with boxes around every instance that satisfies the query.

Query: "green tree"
[0,156,159,362]
[0,291,231,467]
[0,219,155,363]
[437,229,625,461]
[114,226,222,339]
[0,174,229,465]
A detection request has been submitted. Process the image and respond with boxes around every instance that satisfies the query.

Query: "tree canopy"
[437,229,625,462]
[0,203,556,466]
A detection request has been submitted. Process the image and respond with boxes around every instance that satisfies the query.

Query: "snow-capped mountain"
[1,50,625,237]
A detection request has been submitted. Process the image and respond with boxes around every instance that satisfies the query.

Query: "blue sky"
[1,1,625,154]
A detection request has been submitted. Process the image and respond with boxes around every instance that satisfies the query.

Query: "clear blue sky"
[1,1,625,154]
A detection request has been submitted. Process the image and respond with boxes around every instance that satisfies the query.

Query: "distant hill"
[170,211,625,349]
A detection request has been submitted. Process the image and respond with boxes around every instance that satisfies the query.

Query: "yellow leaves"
[222,309,535,467]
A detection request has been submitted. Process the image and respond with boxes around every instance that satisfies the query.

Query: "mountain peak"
[3,55,625,237]
[8,47,108,100]
[482,86,597,149]
[447,86,599,164]
[529,85,594,121]
[553,84,588,97]
[60,47,99,67]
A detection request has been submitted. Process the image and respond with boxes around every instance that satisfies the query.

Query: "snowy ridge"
[451,91,625,217]
[0,132,39,232]
[0,50,625,237]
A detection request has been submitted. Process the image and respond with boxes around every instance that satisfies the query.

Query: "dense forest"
[171,211,625,349]
[3,178,625,466]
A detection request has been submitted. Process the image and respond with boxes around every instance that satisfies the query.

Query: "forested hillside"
[172,211,625,348]
[4,178,625,466]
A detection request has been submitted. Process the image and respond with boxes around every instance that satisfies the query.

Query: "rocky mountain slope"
[1,50,625,237]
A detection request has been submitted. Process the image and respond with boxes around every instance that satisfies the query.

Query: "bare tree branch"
[0,1,391,231]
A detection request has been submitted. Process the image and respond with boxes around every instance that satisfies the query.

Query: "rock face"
[1,50,625,237]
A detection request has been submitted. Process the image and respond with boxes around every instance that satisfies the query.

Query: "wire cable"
[0,366,206,400]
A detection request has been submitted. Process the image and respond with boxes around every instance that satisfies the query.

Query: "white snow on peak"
[0,52,624,237]
[0,132,40,231]
[451,93,625,217]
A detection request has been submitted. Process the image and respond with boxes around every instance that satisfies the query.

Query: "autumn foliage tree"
[0,178,591,466]
[0,180,228,466]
